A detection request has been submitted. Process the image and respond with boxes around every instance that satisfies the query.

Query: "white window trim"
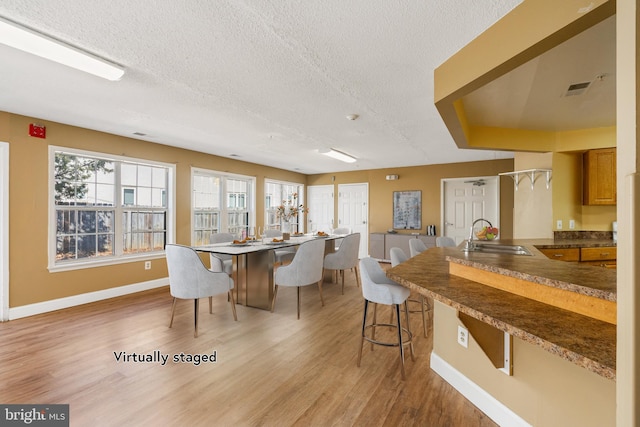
[48,146,176,272]
[0,142,9,321]
[191,167,256,245]
[264,178,306,230]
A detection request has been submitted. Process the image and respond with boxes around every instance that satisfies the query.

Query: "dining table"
[194,233,345,310]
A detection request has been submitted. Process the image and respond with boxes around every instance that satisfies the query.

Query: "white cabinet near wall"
[369,233,436,261]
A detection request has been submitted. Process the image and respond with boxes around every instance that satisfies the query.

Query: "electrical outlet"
[144,261,151,270]
[569,219,575,229]
[556,220,563,229]
[457,325,469,348]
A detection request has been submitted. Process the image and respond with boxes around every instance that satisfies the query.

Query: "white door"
[338,183,369,258]
[307,185,334,233]
[441,176,499,245]
[0,142,8,321]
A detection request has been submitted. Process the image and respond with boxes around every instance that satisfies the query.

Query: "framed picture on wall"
[393,190,422,230]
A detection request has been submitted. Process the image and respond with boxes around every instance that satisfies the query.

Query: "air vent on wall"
[564,81,591,97]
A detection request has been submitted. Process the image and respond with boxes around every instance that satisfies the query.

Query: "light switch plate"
[556,220,563,229]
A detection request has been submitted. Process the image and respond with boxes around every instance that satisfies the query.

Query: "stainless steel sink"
[463,242,533,256]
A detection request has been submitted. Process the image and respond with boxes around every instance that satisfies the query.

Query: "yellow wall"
[307,159,515,239]
[2,111,514,308]
[434,302,616,426]
[2,111,306,307]
[551,127,617,231]
[512,152,553,238]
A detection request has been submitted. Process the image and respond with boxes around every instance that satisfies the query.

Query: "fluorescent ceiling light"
[320,148,357,163]
[0,16,125,81]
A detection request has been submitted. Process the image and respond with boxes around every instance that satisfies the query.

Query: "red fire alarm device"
[29,124,46,139]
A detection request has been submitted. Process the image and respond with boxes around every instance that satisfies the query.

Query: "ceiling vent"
[564,81,591,97]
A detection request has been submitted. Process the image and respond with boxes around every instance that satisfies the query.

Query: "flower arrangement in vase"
[275,193,308,231]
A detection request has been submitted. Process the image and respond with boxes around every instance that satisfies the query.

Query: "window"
[264,180,305,233]
[192,168,255,245]
[50,147,174,270]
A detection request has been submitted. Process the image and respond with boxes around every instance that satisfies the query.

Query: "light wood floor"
[0,265,497,427]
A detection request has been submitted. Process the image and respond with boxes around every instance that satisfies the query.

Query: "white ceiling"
[0,1,522,174]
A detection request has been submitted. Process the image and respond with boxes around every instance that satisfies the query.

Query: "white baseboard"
[430,352,531,427]
[9,277,169,320]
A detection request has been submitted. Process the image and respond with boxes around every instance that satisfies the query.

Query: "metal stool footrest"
[363,323,413,348]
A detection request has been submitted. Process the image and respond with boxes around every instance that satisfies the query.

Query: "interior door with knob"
[337,183,369,258]
[441,176,499,245]
[307,185,334,233]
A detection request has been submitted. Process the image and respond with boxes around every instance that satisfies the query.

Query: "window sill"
[48,252,166,273]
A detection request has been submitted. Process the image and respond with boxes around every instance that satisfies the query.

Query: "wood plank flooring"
[0,264,497,427]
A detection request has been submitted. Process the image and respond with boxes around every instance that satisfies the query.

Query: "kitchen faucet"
[464,218,493,251]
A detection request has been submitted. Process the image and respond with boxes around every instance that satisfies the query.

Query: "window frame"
[48,146,176,272]
[264,179,305,233]
[191,167,256,246]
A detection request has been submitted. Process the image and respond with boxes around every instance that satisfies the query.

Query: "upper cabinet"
[583,148,616,205]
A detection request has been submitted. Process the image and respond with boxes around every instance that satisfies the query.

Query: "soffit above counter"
[434,0,616,151]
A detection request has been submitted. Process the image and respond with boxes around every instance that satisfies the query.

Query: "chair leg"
[229,290,238,321]
[194,299,199,338]
[371,303,378,352]
[296,287,301,320]
[169,297,177,328]
[396,303,406,380]
[318,280,325,307]
[341,270,345,294]
[420,295,427,338]
[357,299,369,367]
[354,266,360,288]
[209,296,213,314]
[271,285,279,313]
[404,300,416,361]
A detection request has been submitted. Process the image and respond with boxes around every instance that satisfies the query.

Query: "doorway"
[307,185,334,233]
[441,176,499,244]
[1,142,8,321]
[337,183,369,258]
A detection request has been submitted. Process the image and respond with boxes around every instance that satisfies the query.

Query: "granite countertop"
[446,239,616,302]
[386,240,617,380]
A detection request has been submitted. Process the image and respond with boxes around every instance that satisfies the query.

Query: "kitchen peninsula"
[387,240,616,426]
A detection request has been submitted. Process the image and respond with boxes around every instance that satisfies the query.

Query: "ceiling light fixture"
[0,16,125,81]
[319,148,357,163]
[346,114,359,121]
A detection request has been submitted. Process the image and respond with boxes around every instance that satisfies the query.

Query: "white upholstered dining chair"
[166,244,237,337]
[409,238,428,257]
[436,236,456,247]
[209,233,234,275]
[265,229,296,265]
[331,227,351,250]
[271,238,325,319]
[323,232,360,294]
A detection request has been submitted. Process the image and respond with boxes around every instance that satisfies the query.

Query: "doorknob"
[445,222,454,226]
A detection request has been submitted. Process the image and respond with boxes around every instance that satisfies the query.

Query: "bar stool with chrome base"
[390,247,430,338]
[357,257,415,379]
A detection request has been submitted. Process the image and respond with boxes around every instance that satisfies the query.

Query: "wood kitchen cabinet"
[583,147,616,205]
[580,246,617,268]
[539,246,616,268]
[538,248,580,262]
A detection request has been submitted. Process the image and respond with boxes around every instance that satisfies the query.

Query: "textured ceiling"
[463,15,615,132]
[0,1,521,173]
